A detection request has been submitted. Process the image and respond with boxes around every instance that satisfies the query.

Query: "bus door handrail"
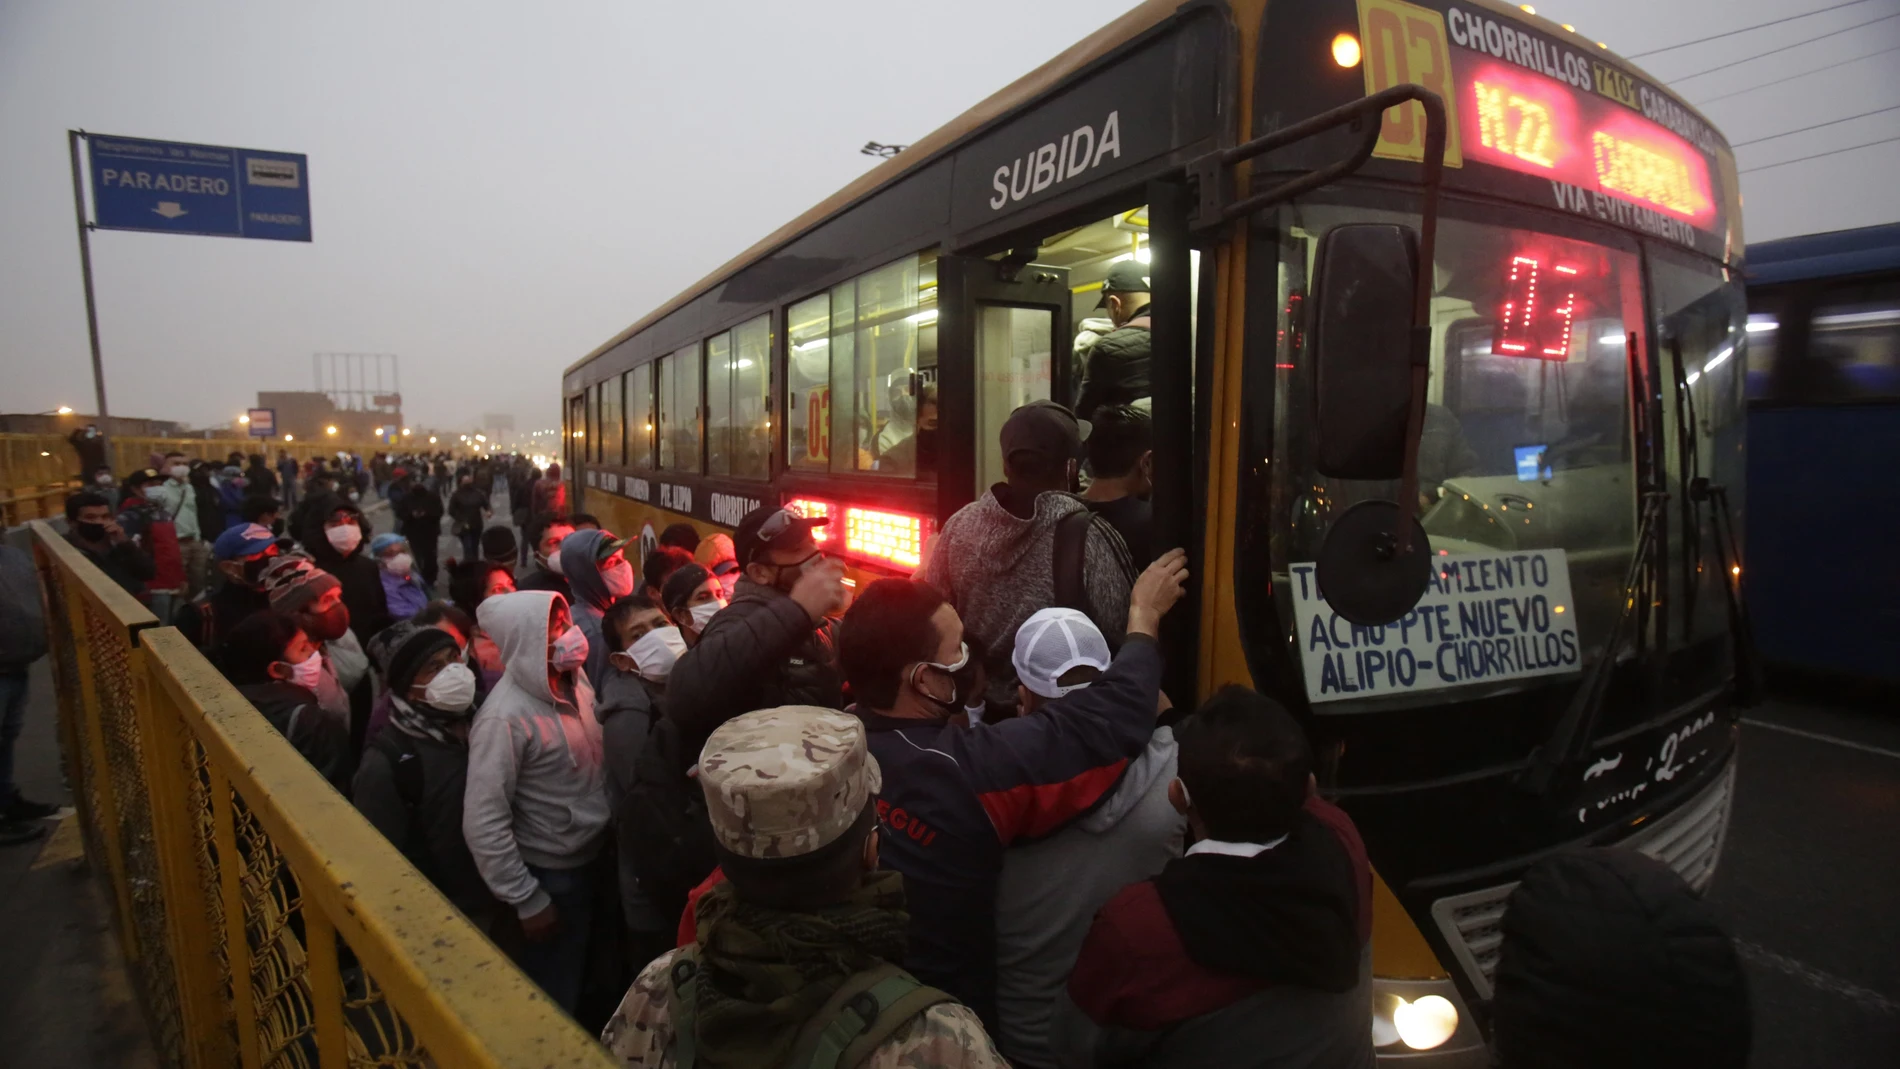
[1189,84,1448,553]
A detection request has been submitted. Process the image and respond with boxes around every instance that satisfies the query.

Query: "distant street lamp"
[283,434,294,442]
[374,426,385,436]
[429,436,437,444]
[325,426,338,436]
[402,428,412,436]
[239,414,250,425]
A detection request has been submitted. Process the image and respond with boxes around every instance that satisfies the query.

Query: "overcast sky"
[2,0,1894,433]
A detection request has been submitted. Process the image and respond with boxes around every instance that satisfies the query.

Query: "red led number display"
[1496,256,1578,360]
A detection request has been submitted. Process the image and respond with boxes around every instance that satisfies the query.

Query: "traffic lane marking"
[1737,939,1900,1018]
[1741,718,1900,761]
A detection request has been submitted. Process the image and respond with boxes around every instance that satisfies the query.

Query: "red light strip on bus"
[784,497,926,571]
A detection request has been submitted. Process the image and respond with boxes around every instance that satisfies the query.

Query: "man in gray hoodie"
[918,401,1136,710]
[464,589,610,1013]
[993,607,1185,1067]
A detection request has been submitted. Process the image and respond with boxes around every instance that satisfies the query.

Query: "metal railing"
[29,521,618,1069]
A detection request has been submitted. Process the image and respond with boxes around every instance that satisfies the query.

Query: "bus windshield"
[1271,199,1649,703]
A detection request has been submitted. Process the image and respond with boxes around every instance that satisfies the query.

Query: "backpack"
[1052,508,1095,613]
[666,951,953,1069]
[621,716,719,923]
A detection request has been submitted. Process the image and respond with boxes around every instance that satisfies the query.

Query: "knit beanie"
[386,627,461,698]
[259,553,342,614]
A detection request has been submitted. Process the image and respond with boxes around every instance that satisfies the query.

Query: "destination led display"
[1460,63,1714,227]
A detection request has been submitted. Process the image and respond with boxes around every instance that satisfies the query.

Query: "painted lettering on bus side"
[988,111,1122,211]
[660,483,691,514]
[708,492,761,528]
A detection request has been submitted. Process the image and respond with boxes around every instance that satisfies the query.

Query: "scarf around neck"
[388,694,468,747]
[688,870,910,1069]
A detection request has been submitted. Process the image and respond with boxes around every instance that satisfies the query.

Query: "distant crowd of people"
[20,402,1752,1068]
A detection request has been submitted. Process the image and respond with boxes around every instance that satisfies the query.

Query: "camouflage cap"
[698,706,883,860]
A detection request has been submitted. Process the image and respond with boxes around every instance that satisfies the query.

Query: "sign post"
[65,130,312,422]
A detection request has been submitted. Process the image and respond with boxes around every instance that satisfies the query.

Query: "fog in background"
[2,0,1894,432]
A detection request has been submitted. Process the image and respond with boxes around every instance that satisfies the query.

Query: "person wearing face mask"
[834,550,1188,1034]
[258,553,359,734]
[178,523,282,659]
[371,533,430,621]
[918,401,1137,714]
[301,501,392,645]
[464,590,610,1014]
[112,469,187,623]
[353,627,495,928]
[222,610,355,792]
[664,506,847,757]
[558,528,639,690]
[596,593,683,965]
[657,563,726,648]
[146,451,211,599]
[517,515,576,600]
[61,491,154,597]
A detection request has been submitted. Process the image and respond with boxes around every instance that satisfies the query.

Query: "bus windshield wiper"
[1519,490,1668,799]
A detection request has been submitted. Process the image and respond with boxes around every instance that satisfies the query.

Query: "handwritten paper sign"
[1291,549,1582,703]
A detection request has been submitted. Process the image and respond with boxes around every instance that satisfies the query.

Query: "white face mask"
[326,523,363,554]
[602,558,635,598]
[628,626,687,682]
[383,552,414,577]
[688,598,726,632]
[542,550,566,576]
[420,662,478,711]
[284,651,324,691]
[168,464,190,480]
[549,625,589,673]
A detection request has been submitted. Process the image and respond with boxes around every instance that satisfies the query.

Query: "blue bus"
[1744,223,1900,688]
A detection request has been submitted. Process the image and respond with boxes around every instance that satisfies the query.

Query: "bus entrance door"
[936,255,1073,517]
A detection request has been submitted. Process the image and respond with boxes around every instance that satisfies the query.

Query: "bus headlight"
[1372,984,1466,1051]
[1393,995,1459,1049]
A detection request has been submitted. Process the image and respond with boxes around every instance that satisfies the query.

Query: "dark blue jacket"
[854,633,1164,1032]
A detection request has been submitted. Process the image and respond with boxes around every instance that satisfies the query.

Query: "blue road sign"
[248,408,277,437]
[87,134,310,241]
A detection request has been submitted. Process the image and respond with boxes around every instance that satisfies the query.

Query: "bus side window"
[627,365,654,469]
[659,343,703,474]
[601,372,623,467]
[781,252,939,478]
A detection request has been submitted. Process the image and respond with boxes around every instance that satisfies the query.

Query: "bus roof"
[1746,223,1900,286]
[568,0,1720,377]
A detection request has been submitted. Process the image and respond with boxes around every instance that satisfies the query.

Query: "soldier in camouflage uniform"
[602,706,1008,1069]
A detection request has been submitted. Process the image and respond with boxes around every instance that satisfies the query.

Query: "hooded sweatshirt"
[917,486,1135,707]
[995,726,1185,1067]
[463,590,609,919]
[558,528,617,690]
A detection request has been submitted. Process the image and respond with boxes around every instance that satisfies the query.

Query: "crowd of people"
[18,404,1752,1068]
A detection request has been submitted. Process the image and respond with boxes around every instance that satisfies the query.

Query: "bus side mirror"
[1310,223,1420,480]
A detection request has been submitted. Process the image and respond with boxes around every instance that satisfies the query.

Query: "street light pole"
[66,130,110,420]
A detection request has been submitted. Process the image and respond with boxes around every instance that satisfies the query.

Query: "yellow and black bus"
[562,0,1750,1058]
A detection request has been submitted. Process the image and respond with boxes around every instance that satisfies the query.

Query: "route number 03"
[1356,0,1465,166]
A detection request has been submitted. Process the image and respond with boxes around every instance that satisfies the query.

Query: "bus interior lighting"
[1392,995,1459,1050]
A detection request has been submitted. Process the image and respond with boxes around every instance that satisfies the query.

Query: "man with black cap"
[1073,260,1152,422]
[917,401,1135,712]
[664,505,848,753]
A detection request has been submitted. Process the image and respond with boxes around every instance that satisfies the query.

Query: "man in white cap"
[601,706,1009,1069]
[992,608,1186,1068]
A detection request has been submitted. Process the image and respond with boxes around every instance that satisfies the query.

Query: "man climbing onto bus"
[600,705,1010,1069]
[1073,260,1152,421]
[835,550,1186,1033]
[918,401,1135,712]
[1079,404,1154,568]
[1052,687,1374,1069]
[665,505,846,754]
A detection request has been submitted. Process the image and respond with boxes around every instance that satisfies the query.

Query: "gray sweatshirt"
[994,726,1186,1068]
[918,486,1135,707]
[464,590,610,918]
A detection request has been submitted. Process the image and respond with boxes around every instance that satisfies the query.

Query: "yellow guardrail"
[29,520,618,1069]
